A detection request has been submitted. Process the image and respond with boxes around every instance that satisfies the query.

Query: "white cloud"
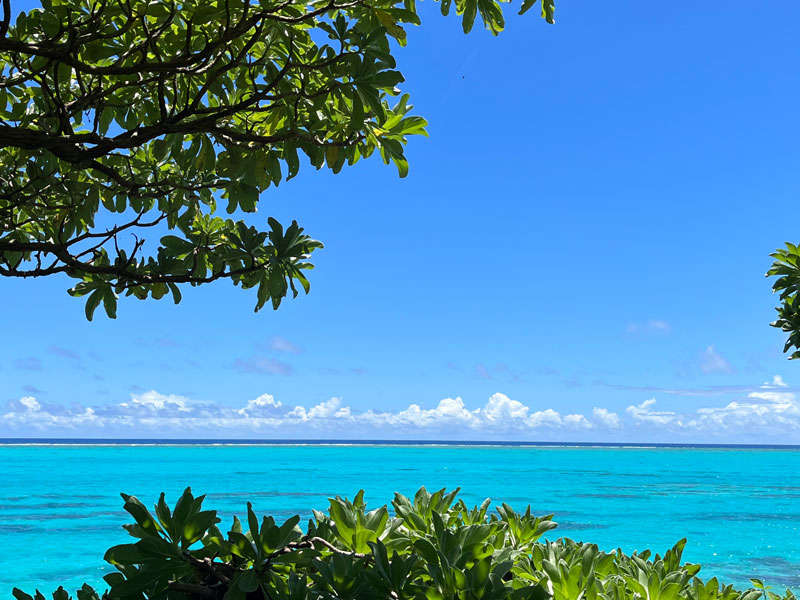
[4,397,100,431]
[746,390,794,404]
[0,391,620,437]
[623,376,800,437]
[7,377,799,440]
[592,407,621,429]
[122,390,191,413]
[237,393,282,416]
[626,398,678,425]
[287,398,352,422]
[481,393,529,424]
[305,397,351,420]
[19,396,41,411]
[691,376,799,430]
[700,345,734,374]
[378,397,480,429]
[527,408,563,428]
[769,375,788,388]
[563,413,592,429]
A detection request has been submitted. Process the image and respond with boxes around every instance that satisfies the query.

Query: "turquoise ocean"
[2,442,799,595]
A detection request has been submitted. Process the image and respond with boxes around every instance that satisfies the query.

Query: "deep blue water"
[1,441,799,595]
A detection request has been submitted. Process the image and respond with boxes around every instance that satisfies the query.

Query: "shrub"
[12,487,797,600]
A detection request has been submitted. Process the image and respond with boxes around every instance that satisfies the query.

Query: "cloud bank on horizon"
[2,376,798,442]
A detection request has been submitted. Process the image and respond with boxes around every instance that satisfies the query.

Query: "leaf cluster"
[0,0,552,316]
[13,487,796,600]
[767,243,800,359]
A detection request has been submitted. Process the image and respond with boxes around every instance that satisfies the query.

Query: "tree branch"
[0,236,275,286]
[167,581,217,600]
[0,0,9,38]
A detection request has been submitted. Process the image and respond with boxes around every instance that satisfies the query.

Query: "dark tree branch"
[264,536,370,561]
[0,236,273,286]
[182,553,236,584]
[0,0,9,38]
[307,536,369,558]
[167,581,217,600]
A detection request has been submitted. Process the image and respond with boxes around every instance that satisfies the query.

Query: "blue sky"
[3,2,800,442]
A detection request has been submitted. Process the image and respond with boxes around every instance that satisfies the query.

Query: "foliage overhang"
[0,0,553,318]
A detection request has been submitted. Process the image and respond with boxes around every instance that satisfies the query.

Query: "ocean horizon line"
[2,437,800,450]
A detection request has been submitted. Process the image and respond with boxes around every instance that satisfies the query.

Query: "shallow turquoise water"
[2,444,799,595]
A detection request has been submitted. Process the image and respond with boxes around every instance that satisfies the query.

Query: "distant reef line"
[1,438,800,450]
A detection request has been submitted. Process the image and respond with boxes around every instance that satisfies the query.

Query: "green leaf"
[168,283,182,305]
[284,143,300,181]
[52,588,69,600]
[120,493,161,536]
[393,156,409,178]
[518,0,537,15]
[237,570,259,593]
[39,11,62,36]
[541,0,555,23]
[462,0,478,33]
[375,10,406,41]
[232,182,259,213]
[372,70,405,88]
[104,543,144,565]
[102,288,118,319]
[84,288,103,321]
[229,531,257,561]
[182,510,220,546]
[247,502,260,541]
[152,139,169,161]
[350,91,365,131]
[161,235,194,253]
[138,536,179,559]
[76,584,100,600]
[172,487,196,535]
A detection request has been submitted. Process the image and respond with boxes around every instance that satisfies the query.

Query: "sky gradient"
[3,2,800,442]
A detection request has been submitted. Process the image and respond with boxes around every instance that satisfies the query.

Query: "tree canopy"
[0,0,554,319]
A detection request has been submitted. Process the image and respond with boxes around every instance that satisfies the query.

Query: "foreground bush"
[12,487,797,600]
